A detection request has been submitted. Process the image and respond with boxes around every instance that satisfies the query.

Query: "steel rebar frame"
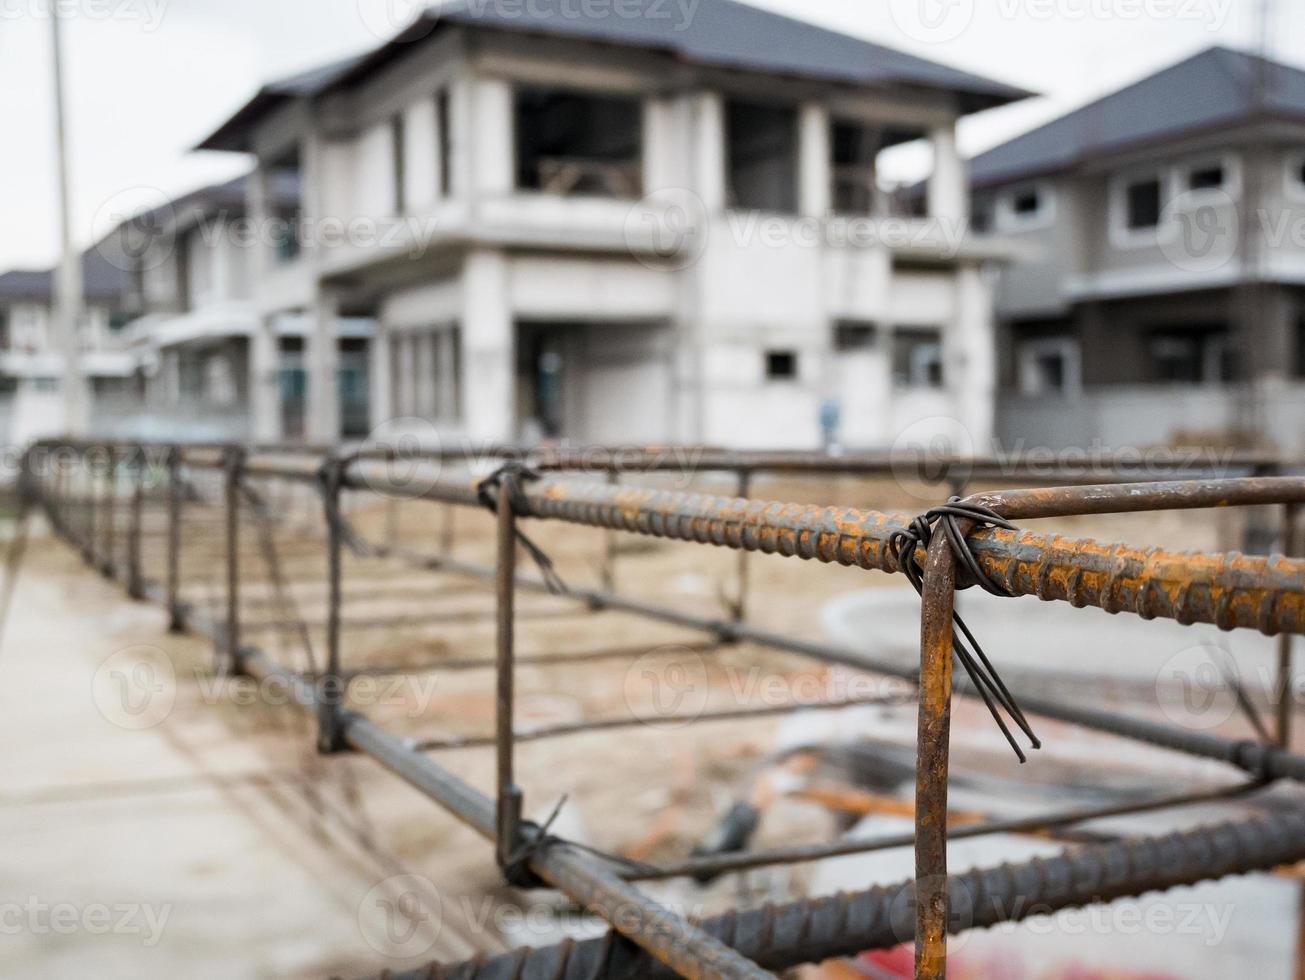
[23,439,1305,980]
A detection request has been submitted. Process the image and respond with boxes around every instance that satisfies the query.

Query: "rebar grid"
[22,439,1305,980]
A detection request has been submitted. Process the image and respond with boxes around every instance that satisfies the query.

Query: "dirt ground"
[2,467,1301,979]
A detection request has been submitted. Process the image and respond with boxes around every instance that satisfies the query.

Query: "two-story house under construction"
[974,46,1305,453]
[196,0,1030,449]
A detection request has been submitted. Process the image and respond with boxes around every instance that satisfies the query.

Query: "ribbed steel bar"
[337,470,1305,636]
[393,809,1305,980]
[1279,502,1300,747]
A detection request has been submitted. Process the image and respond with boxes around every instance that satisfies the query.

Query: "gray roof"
[199,0,1031,152]
[970,46,1305,189]
[0,250,129,305]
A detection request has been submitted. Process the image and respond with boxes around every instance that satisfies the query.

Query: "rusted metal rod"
[1280,502,1300,748]
[494,471,523,876]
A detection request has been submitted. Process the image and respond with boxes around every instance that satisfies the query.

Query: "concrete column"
[249,317,281,442]
[693,91,727,212]
[369,322,393,431]
[928,121,968,227]
[799,103,832,218]
[160,350,180,407]
[306,290,340,443]
[395,332,416,418]
[465,77,514,198]
[416,330,438,418]
[460,250,513,441]
[949,263,996,450]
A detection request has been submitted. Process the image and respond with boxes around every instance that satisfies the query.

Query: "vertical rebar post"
[126,444,145,600]
[166,447,184,632]
[914,532,960,980]
[1279,501,1300,748]
[495,471,524,873]
[223,446,245,674]
[601,468,618,594]
[100,445,116,578]
[83,447,98,566]
[732,468,751,625]
[318,457,348,753]
[384,445,400,551]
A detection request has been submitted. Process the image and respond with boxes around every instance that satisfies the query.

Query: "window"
[893,329,943,388]
[436,88,452,197]
[726,100,798,213]
[515,87,643,198]
[108,311,132,333]
[1017,336,1081,396]
[1146,326,1231,384]
[1296,321,1305,379]
[765,350,798,380]
[1012,188,1041,216]
[267,147,303,264]
[833,322,875,352]
[970,197,993,233]
[1188,165,1224,191]
[391,113,407,214]
[1125,177,1163,230]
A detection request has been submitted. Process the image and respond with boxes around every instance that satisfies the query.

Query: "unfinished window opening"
[1125,176,1163,230]
[436,88,452,197]
[834,322,876,352]
[515,87,643,199]
[1295,321,1305,379]
[1146,325,1232,384]
[727,100,798,214]
[1188,164,1224,191]
[1016,335,1081,396]
[391,113,407,214]
[765,350,798,380]
[266,147,304,264]
[893,329,944,388]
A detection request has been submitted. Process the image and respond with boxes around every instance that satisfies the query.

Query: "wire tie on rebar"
[477,463,569,596]
[887,496,1041,763]
[501,794,659,888]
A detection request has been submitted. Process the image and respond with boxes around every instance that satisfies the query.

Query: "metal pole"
[318,458,347,753]
[601,469,618,594]
[914,533,959,980]
[224,447,244,673]
[1280,501,1300,747]
[495,473,523,873]
[166,447,184,632]
[733,469,751,624]
[100,445,116,578]
[127,445,145,600]
[49,9,89,437]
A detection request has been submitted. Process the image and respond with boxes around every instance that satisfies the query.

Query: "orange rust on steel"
[459,478,1305,636]
[915,533,959,980]
[968,477,1305,520]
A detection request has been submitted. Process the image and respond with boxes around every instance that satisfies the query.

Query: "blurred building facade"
[977,46,1305,453]
[186,0,1027,449]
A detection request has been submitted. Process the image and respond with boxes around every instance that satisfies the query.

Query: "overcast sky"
[0,0,1299,270]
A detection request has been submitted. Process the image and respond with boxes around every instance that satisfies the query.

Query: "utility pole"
[50,8,90,436]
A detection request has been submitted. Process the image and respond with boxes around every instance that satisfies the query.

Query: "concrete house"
[112,176,374,442]
[0,251,136,444]
[975,46,1305,452]
[196,0,1029,449]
